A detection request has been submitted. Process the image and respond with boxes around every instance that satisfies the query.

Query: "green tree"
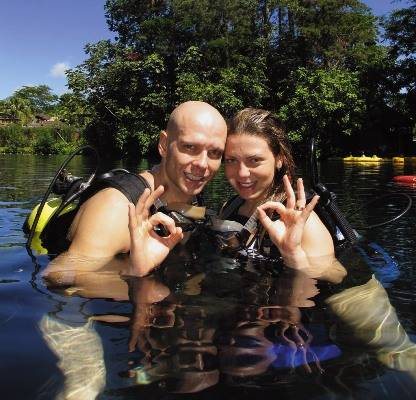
[67,40,169,155]
[278,67,365,155]
[297,0,377,68]
[56,92,93,129]
[0,97,33,125]
[11,85,58,114]
[384,0,416,137]
[65,0,384,156]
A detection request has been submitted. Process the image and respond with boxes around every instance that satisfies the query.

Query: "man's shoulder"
[71,187,129,235]
[68,186,131,253]
[86,187,131,207]
[80,170,152,207]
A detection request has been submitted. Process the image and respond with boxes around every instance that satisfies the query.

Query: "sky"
[0,0,114,100]
[0,0,407,100]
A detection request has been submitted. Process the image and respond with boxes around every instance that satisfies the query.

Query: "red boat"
[393,175,416,184]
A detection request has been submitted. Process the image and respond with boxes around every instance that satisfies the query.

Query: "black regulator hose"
[308,138,412,237]
[313,182,360,243]
[25,145,99,252]
[310,137,319,188]
[346,193,412,230]
[309,138,360,244]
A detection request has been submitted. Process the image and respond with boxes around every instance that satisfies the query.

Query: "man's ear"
[158,130,168,157]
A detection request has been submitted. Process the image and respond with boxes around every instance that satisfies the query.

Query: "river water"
[0,154,415,399]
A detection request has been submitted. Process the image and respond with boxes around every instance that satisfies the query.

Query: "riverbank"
[0,123,81,155]
[0,143,80,155]
[0,146,32,154]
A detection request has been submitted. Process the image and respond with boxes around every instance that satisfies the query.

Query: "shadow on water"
[0,154,416,399]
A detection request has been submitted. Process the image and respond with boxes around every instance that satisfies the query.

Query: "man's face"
[161,114,227,199]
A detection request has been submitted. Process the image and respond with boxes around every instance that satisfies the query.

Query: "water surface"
[0,154,415,399]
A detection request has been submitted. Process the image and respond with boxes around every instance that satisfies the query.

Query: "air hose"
[313,183,360,243]
[309,138,412,242]
[345,192,412,230]
[310,138,360,244]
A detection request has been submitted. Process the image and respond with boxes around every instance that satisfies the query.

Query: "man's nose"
[238,163,250,177]
[193,151,208,169]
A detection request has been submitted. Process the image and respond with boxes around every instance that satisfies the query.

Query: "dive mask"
[208,212,259,251]
[155,200,207,233]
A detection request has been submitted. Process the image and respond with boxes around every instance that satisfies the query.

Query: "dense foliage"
[62,0,383,156]
[1,1,415,156]
[0,124,81,154]
[0,85,58,123]
[383,0,416,141]
[0,85,81,154]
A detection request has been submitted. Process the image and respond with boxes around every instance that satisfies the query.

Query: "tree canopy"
[11,85,58,114]
[4,1,415,156]
[383,0,416,138]
[0,85,59,125]
[62,0,383,156]
[48,0,414,157]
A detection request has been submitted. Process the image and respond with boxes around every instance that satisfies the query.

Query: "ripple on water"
[0,206,30,248]
[0,156,415,399]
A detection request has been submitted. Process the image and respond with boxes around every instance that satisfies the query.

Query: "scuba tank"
[24,171,84,235]
[24,145,209,254]
[24,145,99,254]
[24,197,77,235]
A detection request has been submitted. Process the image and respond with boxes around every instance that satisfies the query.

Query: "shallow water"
[0,154,415,399]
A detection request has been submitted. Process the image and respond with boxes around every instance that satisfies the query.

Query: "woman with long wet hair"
[221,108,345,282]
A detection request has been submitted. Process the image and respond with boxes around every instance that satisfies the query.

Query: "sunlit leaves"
[278,67,364,144]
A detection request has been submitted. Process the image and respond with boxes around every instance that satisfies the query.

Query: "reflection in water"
[40,241,416,398]
[1,155,416,399]
[327,277,416,375]
[40,316,106,400]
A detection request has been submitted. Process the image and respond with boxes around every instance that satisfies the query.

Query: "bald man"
[59,101,227,276]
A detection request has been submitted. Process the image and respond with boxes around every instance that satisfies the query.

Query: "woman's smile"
[224,134,279,203]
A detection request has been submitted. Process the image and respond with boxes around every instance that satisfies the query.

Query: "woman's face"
[224,134,280,202]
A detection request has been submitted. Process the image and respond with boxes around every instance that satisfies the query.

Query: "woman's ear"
[275,158,283,170]
[158,130,168,157]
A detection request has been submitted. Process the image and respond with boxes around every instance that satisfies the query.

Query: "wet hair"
[227,108,295,200]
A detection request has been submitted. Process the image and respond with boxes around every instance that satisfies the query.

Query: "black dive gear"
[214,229,249,252]
[52,169,84,196]
[313,183,359,245]
[309,138,360,246]
[212,194,262,252]
[24,145,208,254]
[213,212,259,252]
[155,205,205,233]
[25,145,99,252]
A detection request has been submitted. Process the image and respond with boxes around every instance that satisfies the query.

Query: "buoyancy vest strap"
[80,171,151,206]
[136,174,151,190]
[218,194,261,248]
[220,195,258,232]
[219,195,244,219]
[116,172,151,204]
